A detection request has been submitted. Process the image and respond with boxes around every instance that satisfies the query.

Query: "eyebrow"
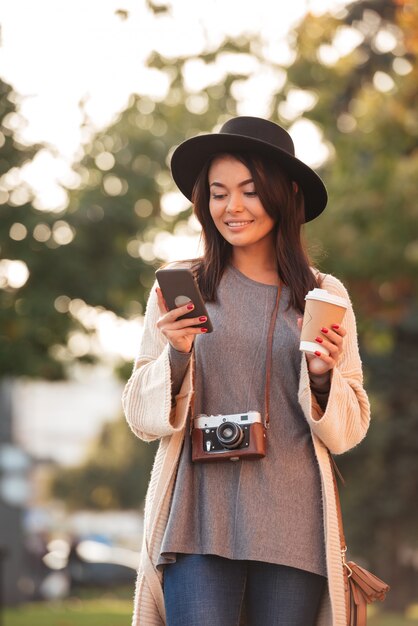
[209,178,254,189]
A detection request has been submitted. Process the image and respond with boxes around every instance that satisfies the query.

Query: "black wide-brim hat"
[170,116,328,222]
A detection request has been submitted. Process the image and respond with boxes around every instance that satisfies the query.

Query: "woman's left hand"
[297,320,347,376]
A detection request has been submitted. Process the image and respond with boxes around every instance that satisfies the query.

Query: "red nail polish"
[199,316,207,322]
[187,303,194,310]
[321,327,328,333]
[315,351,322,357]
[332,324,340,330]
[315,337,323,343]
[201,328,208,333]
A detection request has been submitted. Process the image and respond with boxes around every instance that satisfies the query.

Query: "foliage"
[0,80,71,379]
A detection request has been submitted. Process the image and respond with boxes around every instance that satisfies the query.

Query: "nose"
[226,191,244,213]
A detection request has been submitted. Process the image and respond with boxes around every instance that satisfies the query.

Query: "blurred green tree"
[0,79,68,379]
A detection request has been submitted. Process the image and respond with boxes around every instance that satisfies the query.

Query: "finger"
[315,333,342,360]
[157,300,195,326]
[160,314,207,331]
[320,326,345,347]
[317,339,340,358]
[163,326,208,341]
[329,324,347,337]
[307,353,332,376]
[312,350,335,369]
[297,317,303,330]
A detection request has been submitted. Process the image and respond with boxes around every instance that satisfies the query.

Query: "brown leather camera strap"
[189,281,282,431]
[264,282,282,428]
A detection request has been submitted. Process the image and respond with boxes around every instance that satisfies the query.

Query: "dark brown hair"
[191,152,320,313]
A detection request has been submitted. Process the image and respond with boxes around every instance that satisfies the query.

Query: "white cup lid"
[305,288,347,308]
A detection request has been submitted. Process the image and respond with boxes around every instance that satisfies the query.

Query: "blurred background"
[0,0,417,624]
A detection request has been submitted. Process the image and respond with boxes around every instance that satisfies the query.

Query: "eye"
[244,191,257,197]
[211,193,226,200]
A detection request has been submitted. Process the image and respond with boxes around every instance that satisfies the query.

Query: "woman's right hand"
[156,287,208,353]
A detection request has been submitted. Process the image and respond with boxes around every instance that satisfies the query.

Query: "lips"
[225,220,254,227]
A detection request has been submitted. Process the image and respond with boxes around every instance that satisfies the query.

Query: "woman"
[123,116,370,626]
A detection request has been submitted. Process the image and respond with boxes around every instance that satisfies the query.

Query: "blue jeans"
[164,554,326,626]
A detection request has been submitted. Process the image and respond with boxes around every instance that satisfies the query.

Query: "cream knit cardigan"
[122,272,370,626]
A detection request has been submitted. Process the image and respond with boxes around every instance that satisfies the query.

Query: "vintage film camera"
[191,411,266,462]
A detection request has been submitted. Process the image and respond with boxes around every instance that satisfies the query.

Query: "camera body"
[191,411,266,462]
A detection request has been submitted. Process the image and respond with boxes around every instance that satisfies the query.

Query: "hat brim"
[170,133,328,222]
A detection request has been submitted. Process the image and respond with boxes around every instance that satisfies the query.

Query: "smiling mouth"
[225,220,254,227]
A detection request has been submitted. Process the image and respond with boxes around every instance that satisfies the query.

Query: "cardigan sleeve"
[122,282,192,442]
[298,274,370,455]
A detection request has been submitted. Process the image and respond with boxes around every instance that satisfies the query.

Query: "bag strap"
[329,453,351,575]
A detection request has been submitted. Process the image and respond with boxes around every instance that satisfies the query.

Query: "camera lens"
[216,421,244,449]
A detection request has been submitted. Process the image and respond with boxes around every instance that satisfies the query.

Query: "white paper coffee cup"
[300,288,348,355]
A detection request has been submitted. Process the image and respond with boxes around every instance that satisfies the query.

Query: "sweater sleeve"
[122,282,192,442]
[298,274,370,455]
[169,345,192,398]
[309,373,331,412]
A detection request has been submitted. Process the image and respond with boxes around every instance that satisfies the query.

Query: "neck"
[231,244,279,286]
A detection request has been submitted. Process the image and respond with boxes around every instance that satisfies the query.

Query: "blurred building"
[12,366,124,466]
[1,367,133,605]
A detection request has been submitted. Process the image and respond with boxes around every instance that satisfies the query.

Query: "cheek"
[209,203,223,223]
[208,208,222,235]
[208,206,216,224]
[263,215,277,237]
[258,208,276,230]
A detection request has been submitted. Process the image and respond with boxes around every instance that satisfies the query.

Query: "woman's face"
[208,155,276,252]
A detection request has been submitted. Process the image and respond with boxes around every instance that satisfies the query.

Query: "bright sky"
[0,0,351,359]
[0,0,349,163]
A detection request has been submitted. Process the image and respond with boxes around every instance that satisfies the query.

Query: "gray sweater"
[158,265,326,577]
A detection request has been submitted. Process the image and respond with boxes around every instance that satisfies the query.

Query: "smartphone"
[155,268,213,333]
